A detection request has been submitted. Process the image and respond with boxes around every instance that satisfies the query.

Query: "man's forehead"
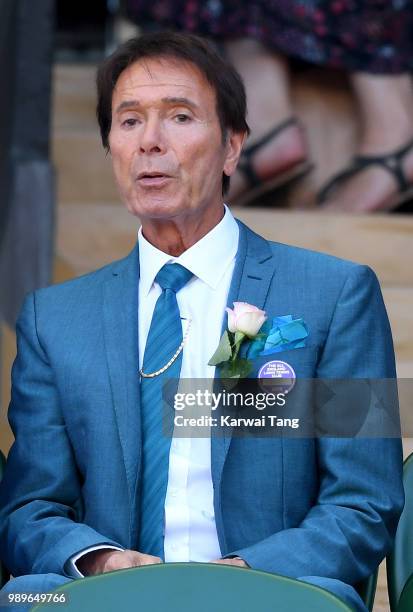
[113,57,214,99]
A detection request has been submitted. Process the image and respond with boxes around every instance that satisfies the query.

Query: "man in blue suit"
[0,32,404,612]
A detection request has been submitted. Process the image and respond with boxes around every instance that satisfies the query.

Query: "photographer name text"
[174,414,300,429]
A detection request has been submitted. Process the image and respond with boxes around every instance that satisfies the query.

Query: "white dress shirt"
[69,205,239,574]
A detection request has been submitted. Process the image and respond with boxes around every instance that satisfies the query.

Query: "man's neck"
[140,206,225,256]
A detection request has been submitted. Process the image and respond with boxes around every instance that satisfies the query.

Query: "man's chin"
[126,196,188,221]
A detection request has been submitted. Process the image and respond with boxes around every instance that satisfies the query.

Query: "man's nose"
[139,118,165,154]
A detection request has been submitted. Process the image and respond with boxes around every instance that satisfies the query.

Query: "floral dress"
[125,0,413,73]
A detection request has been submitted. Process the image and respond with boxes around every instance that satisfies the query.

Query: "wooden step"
[238,209,413,286]
[52,132,118,203]
[57,203,413,286]
[52,64,97,131]
[383,289,413,363]
[0,322,16,452]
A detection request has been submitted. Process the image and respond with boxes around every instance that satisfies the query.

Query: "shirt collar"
[138,205,239,295]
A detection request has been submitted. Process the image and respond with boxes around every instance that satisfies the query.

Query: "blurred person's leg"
[314,0,413,212]
[224,38,308,204]
[321,72,413,212]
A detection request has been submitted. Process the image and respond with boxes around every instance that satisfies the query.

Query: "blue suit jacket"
[0,220,404,585]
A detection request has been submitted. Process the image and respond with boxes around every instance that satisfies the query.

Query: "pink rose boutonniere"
[208,302,267,378]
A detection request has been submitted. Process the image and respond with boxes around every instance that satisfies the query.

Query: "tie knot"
[155,263,193,293]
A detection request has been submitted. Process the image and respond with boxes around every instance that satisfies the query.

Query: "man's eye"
[121,118,138,127]
[175,114,191,123]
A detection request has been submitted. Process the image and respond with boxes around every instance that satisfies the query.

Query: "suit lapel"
[102,242,141,510]
[227,220,275,315]
[211,220,276,493]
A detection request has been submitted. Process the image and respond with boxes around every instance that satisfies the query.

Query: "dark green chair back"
[33,562,353,612]
[387,452,413,612]
[0,449,9,588]
[396,573,413,612]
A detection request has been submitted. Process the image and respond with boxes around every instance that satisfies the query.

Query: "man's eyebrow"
[115,100,140,114]
[114,97,199,114]
[161,96,199,109]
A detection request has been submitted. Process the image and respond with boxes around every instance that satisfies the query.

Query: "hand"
[77,548,163,576]
[209,557,248,568]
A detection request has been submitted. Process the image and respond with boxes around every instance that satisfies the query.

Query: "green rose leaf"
[208,330,233,366]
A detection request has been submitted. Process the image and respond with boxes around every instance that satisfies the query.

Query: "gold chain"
[139,318,192,378]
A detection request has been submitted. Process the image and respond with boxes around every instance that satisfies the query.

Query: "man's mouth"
[136,171,172,187]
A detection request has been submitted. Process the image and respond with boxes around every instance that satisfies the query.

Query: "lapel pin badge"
[258,360,296,394]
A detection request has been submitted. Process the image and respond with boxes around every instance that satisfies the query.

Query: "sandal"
[317,138,413,213]
[230,116,312,207]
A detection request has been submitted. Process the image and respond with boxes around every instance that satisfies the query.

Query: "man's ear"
[223,130,247,178]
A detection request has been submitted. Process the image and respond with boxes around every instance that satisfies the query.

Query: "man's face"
[108,57,243,224]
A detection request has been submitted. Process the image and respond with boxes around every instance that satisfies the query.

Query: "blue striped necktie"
[138,263,193,558]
